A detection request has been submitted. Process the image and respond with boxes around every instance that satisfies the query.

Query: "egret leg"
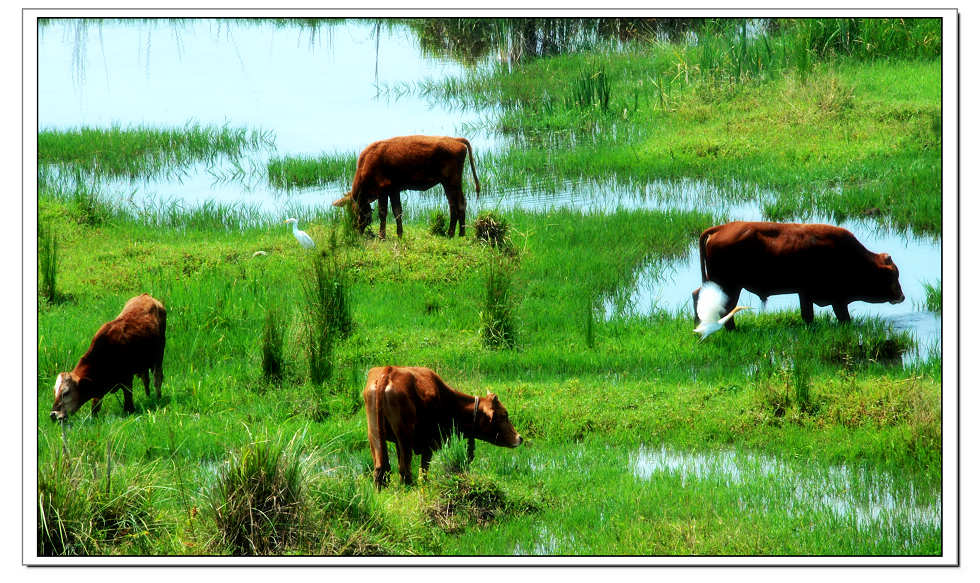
[800,294,815,323]
[832,302,852,323]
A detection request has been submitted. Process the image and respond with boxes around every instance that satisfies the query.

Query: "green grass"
[923,280,942,313]
[267,153,356,191]
[35,203,941,556]
[34,17,942,557]
[406,20,941,235]
[38,123,274,180]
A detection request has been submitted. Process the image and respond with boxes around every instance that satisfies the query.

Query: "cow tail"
[374,367,389,450]
[458,137,480,200]
[699,226,717,283]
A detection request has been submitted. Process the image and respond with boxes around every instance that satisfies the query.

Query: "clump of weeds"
[205,433,309,555]
[473,210,511,251]
[479,253,518,349]
[428,210,448,237]
[38,436,158,556]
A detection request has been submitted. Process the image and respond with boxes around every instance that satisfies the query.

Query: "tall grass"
[479,254,517,349]
[261,306,285,382]
[38,435,158,556]
[923,280,941,313]
[303,249,353,385]
[38,220,58,303]
[267,152,356,190]
[569,68,611,111]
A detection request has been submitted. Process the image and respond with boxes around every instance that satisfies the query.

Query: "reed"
[923,280,941,313]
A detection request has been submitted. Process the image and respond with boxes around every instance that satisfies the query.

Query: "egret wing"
[696,281,728,323]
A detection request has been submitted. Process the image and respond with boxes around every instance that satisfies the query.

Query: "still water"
[38,18,942,360]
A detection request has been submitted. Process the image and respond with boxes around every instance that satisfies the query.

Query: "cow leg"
[723,287,741,330]
[692,287,702,323]
[122,383,136,413]
[832,302,852,323]
[419,448,433,481]
[153,364,164,399]
[447,199,459,240]
[140,370,151,396]
[394,437,414,486]
[390,191,404,238]
[450,186,467,238]
[91,397,102,417]
[799,294,815,324]
[370,440,391,488]
[377,194,389,240]
[466,436,475,463]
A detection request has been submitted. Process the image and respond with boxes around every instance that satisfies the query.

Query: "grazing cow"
[363,366,522,488]
[50,294,167,421]
[332,135,480,239]
[692,221,904,328]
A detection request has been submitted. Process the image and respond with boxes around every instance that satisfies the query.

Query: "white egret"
[694,281,751,341]
[284,218,315,249]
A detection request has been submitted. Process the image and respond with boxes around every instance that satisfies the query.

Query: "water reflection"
[631,444,940,543]
[38,18,492,154]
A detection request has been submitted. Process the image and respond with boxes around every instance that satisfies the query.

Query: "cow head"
[50,372,83,421]
[332,191,371,233]
[873,253,905,305]
[475,392,523,448]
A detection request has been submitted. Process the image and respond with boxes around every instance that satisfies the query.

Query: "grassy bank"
[36,201,941,556]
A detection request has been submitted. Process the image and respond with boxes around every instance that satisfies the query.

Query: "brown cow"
[332,135,480,239]
[50,294,167,421]
[692,221,904,328]
[363,366,522,488]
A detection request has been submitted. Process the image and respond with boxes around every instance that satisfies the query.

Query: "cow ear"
[489,393,499,405]
[880,253,894,266]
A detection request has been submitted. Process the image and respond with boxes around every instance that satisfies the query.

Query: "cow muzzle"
[891,293,905,305]
[49,410,66,422]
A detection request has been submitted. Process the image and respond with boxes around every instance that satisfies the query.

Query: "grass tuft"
[261,306,285,383]
[473,210,511,250]
[206,435,307,555]
[38,221,59,303]
[429,210,448,237]
[479,254,517,349]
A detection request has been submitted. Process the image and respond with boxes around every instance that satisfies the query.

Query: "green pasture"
[35,17,943,557]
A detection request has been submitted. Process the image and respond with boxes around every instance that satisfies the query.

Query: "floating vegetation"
[38,124,274,181]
